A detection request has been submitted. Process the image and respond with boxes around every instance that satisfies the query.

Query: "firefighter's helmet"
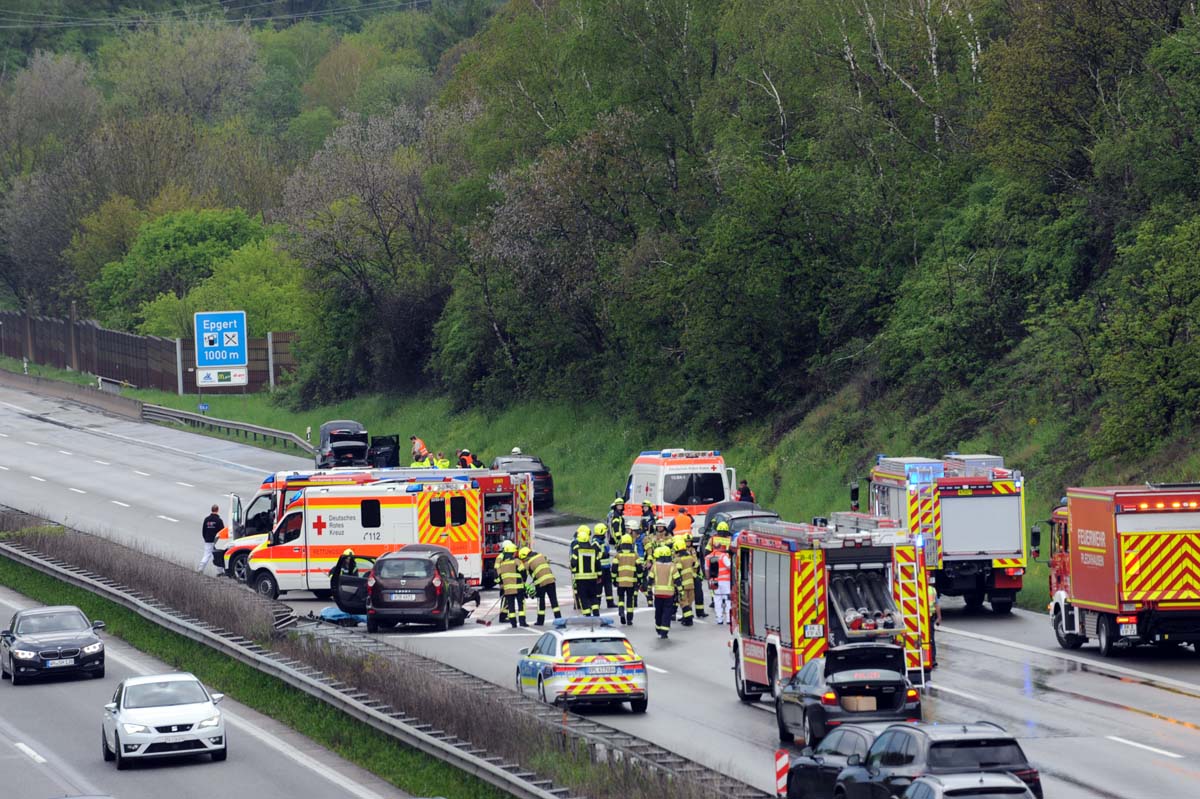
[620,533,634,546]
[716,521,730,532]
[673,538,687,551]
[642,500,652,508]
[593,522,607,536]
[655,518,668,529]
[611,497,625,508]
[518,546,531,559]
[654,545,673,559]
[502,540,517,554]
[576,527,591,542]
[342,548,354,556]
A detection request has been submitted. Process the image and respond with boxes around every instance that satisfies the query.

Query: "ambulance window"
[361,499,381,529]
[429,499,447,527]
[450,496,467,526]
[277,513,302,545]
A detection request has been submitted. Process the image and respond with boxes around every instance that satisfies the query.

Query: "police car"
[515,617,648,713]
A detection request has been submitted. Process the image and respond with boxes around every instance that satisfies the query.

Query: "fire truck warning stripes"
[1121,531,1200,602]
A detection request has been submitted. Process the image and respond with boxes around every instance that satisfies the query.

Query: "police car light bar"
[553,616,615,629]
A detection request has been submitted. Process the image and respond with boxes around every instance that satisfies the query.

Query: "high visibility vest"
[615,549,641,588]
[524,552,555,587]
[674,512,693,536]
[571,542,599,580]
[435,457,450,469]
[497,556,522,596]
[610,516,626,539]
[652,560,678,598]
[413,438,429,458]
[596,538,612,569]
[676,552,698,581]
[928,586,938,613]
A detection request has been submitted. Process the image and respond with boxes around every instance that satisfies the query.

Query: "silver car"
[102,672,227,769]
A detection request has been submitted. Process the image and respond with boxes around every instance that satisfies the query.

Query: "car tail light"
[1116,615,1137,624]
[1012,768,1040,785]
[367,573,376,590]
[905,688,919,702]
[553,664,580,674]
[821,691,838,706]
[432,574,443,596]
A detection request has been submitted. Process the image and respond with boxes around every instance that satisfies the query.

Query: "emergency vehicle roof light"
[639,450,661,457]
[553,617,615,629]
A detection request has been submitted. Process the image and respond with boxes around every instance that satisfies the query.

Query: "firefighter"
[673,537,698,626]
[929,582,942,668]
[328,548,357,583]
[593,522,617,609]
[570,526,601,616]
[607,499,627,541]
[690,534,708,619]
[497,541,526,628]
[614,533,643,626]
[644,518,670,605]
[650,544,683,639]
[706,534,733,624]
[637,500,655,556]
[520,546,561,625]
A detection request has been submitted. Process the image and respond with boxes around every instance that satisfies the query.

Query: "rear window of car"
[928,739,1026,769]
[945,789,1030,797]
[663,473,726,505]
[563,637,631,657]
[377,558,434,579]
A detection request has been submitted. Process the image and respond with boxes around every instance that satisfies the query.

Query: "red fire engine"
[1042,483,1200,656]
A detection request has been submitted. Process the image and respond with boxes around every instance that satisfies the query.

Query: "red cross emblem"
[313,516,327,536]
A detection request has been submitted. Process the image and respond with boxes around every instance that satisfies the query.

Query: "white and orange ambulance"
[622,449,736,531]
[245,479,484,600]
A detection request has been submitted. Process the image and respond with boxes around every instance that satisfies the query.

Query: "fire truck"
[869,454,1027,613]
[622,449,736,531]
[729,512,931,702]
[221,467,534,588]
[1041,483,1200,656]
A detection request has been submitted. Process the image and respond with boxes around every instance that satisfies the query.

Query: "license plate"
[588,666,617,675]
[1120,623,1138,636]
[804,624,824,639]
[160,735,186,743]
[45,658,74,668]
[388,591,419,602]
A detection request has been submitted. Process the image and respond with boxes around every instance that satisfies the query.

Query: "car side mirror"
[104,703,117,713]
[800,746,813,757]
[92,620,106,631]
[0,631,12,641]
[518,648,530,656]
[1030,524,1042,558]
[211,692,225,704]
[846,753,862,766]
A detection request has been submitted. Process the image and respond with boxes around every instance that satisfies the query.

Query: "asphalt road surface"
[0,583,409,799]
[2,384,1200,798]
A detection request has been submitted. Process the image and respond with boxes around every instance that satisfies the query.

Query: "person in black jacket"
[197,504,223,575]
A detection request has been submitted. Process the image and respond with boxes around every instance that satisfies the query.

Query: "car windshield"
[929,740,1026,769]
[124,680,210,709]
[17,610,89,634]
[663,473,726,505]
[565,637,630,657]
[377,558,433,579]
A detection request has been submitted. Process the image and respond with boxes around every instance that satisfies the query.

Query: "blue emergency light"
[553,616,615,629]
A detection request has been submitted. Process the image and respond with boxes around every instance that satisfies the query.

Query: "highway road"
[2,384,1200,798]
[0,583,409,799]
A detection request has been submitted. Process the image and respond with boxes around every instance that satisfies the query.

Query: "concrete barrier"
[0,368,143,421]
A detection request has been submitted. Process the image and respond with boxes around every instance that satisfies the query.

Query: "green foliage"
[90,208,266,331]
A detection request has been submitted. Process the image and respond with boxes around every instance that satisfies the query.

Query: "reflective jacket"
[497,556,522,596]
[523,551,555,587]
[675,551,699,582]
[570,541,600,580]
[706,549,731,587]
[651,558,682,599]
[615,548,642,588]
[673,511,694,536]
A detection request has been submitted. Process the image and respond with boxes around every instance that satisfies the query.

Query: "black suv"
[490,455,554,508]
[835,722,1043,799]
[335,545,478,632]
[314,420,370,468]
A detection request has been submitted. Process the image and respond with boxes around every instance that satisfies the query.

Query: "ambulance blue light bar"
[553,616,615,629]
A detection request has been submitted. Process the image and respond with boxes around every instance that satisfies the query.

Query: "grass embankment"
[0,354,98,386]
[0,554,506,799]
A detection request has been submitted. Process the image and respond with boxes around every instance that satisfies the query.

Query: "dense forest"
[3,1,1200,471]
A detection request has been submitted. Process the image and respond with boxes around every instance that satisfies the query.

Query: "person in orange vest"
[672,507,694,537]
[410,435,430,461]
[706,531,733,624]
[736,479,756,503]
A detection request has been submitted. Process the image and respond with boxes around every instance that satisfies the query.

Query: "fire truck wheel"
[767,650,781,698]
[963,591,985,611]
[990,598,1014,615]
[1096,613,1117,657]
[252,572,279,600]
[733,648,763,703]
[1053,608,1085,650]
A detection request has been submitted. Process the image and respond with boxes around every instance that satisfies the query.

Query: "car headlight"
[197,713,221,729]
[11,649,36,660]
[122,722,153,735]
[82,642,104,655]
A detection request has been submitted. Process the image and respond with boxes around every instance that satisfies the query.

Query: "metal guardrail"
[0,541,567,799]
[142,403,314,455]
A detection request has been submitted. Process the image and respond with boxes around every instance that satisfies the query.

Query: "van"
[623,449,735,530]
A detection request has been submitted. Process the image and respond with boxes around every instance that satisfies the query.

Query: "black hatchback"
[787,722,892,799]
[1,605,106,684]
[336,545,478,632]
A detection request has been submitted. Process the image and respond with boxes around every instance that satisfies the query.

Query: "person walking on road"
[497,542,527,628]
[614,534,643,626]
[593,522,617,609]
[197,504,223,575]
[706,534,733,624]
[650,545,684,639]
[928,582,942,668]
[673,537,698,626]
[520,546,561,626]
[570,526,601,616]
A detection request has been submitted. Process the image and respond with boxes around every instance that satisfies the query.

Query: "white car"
[102,672,227,769]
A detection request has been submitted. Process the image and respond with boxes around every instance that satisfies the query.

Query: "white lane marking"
[749,703,776,715]
[29,476,46,482]
[13,741,47,764]
[176,481,195,488]
[69,488,86,494]
[1105,735,1183,759]
[0,465,8,470]
[157,515,179,523]
[646,664,669,674]
[134,470,151,476]
[111,500,130,507]
[25,441,39,447]
[0,432,7,436]
[58,450,73,456]
[941,625,1200,695]
[94,459,110,465]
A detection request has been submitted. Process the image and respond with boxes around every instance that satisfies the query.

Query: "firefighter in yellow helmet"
[329,548,357,584]
[650,544,684,639]
[520,545,561,625]
[614,533,643,626]
[497,540,526,628]
[673,537,699,626]
[570,525,601,616]
[593,522,617,610]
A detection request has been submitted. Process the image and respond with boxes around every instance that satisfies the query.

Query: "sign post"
[193,311,248,388]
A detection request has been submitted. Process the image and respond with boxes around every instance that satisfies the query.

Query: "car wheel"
[1097,613,1117,657]
[537,676,549,704]
[516,668,523,695]
[94,664,105,679]
[0,654,8,680]
[10,658,23,686]
[102,728,114,762]
[803,711,818,746]
[437,609,450,632]
[775,698,794,743]
[211,743,227,762]
[252,571,279,600]
[366,617,379,634]
[114,733,129,770]
[228,552,249,583]
[991,597,1014,614]
[1054,608,1085,650]
[629,697,648,714]
[733,648,763,703]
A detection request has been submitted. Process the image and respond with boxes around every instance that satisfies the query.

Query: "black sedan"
[697,501,780,556]
[1,605,106,684]
[787,723,892,799]
[776,643,921,746]
[490,455,555,508]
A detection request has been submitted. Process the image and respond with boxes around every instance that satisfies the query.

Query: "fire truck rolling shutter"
[751,549,767,638]
[764,551,781,632]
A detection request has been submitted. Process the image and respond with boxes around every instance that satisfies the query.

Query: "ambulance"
[622,449,735,532]
[245,479,485,600]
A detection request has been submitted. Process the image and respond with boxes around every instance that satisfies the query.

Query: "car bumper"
[213,549,226,569]
[11,652,104,679]
[117,726,226,758]
[820,704,921,730]
[547,674,648,705]
[368,604,447,624]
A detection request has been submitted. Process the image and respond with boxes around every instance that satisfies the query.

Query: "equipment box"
[840,696,877,712]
